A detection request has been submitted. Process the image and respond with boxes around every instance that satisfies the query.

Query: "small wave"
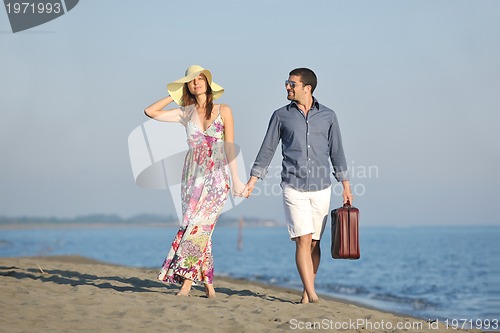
[319,282,370,296]
[251,274,292,285]
[319,282,438,311]
[372,293,436,310]
[0,240,13,247]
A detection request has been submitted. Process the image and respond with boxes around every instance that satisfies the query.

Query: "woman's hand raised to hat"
[144,96,182,123]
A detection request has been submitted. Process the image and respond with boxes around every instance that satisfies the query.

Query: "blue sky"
[1,0,499,226]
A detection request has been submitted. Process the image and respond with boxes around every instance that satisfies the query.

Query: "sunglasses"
[285,80,302,89]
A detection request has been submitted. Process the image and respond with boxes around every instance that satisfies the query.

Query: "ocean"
[1,224,498,323]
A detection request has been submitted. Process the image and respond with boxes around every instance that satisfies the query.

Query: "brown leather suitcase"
[331,201,360,259]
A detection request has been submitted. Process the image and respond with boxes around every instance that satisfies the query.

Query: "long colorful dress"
[158,104,230,285]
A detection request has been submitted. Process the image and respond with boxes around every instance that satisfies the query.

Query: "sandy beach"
[0,256,482,333]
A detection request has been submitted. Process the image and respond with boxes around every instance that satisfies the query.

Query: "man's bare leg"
[295,234,319,303]
[301,239,321,303]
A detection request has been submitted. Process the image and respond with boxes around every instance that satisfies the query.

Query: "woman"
[144,65,246,297]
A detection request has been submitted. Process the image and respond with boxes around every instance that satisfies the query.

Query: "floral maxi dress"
[158,104,230,285]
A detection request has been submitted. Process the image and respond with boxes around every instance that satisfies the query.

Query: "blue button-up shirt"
[250,98,349,191]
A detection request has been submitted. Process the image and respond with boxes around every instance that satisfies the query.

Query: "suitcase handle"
[343,200,352,208]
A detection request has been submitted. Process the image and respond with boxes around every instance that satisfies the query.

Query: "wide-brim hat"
[167,65,224,105]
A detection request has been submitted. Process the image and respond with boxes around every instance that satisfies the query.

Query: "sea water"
[1,225,498,322]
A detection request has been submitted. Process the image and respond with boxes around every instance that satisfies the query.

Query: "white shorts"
[282,185,331,240]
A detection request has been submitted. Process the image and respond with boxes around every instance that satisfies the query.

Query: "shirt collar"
[288,97,320,111]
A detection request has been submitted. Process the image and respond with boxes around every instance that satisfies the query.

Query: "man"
[245,68,352,304]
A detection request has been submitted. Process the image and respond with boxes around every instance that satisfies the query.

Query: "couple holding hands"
[144,65,352,303]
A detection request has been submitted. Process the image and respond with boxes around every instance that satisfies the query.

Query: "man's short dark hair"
[289,68,317,93]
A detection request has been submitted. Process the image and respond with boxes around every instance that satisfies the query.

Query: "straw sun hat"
[167,65,224,105]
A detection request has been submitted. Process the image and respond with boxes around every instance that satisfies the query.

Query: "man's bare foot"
[300,290,309,304]
[300,290,319,304]
[205,284,216,298]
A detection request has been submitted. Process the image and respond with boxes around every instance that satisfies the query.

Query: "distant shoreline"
[0,222,173,230]
[1,221,497,230]
[0,221,283,230]
[0,214,283,230]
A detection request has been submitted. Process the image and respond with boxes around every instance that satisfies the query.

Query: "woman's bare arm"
[221,104,246,196]
[144,96,182,122]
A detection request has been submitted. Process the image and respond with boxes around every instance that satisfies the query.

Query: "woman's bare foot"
[176,279,192,296]
[204,284,216,298]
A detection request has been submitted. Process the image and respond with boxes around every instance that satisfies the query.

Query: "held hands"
[232,176,258,198]
[231,178,248,197]
[243,176,258,199]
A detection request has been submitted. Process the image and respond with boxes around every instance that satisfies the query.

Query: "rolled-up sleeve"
[329,114,349,182]
[250,111,281,179]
